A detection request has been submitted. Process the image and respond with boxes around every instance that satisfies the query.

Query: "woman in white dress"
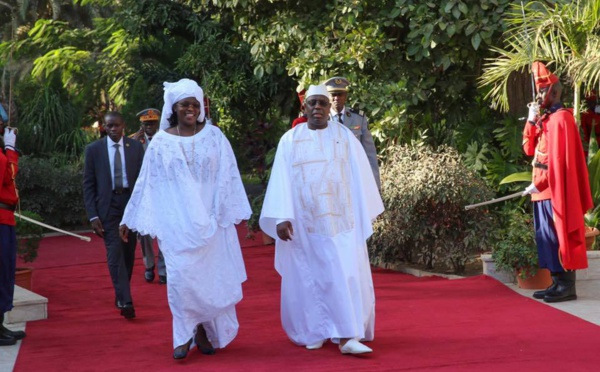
[119,79,251,360]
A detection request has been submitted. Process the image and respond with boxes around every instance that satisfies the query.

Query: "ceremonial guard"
[291,89,307,128]
[0,119,26,345]
[130,108,167,284]
[521,61,592,303]
[324,77,380,189]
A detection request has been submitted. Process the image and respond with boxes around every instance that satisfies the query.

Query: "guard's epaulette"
[349,108,365,117]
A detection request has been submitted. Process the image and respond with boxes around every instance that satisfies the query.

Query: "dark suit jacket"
[83,136,144,222]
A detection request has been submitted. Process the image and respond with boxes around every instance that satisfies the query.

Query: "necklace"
[177,124,198,167]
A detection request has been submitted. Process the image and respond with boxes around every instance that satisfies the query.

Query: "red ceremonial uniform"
[0,148,18,226]
[291,115,307,128]
[523,108,592,269]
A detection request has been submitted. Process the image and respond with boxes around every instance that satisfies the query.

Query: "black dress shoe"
[145,267,155,282]
[173,338,193,359]
[159,275,167,284]
[120,304,136,319]
[194,324,216,355]
[0,333,16,346]
[0,325,26,340]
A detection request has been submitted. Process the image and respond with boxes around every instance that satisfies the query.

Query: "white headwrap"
[159,78,205,131]
[305,84,331,100]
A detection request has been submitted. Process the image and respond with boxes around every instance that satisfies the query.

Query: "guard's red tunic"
[0,148,18,226]
[291,115,307,128]
[523,109,593,269]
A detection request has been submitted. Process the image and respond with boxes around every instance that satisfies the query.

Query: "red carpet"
[13,225,600,371]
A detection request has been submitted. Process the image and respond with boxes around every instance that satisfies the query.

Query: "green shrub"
[15,210,44,263]
[16,155,87,228]
[491,207,539,279]
[369,144,497,274]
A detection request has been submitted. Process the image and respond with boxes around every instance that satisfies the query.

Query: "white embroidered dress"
[121,124,251,348]
[259,122,384,346]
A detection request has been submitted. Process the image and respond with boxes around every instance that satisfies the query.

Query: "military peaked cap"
[136,108,161,122]
[324,77,350,93]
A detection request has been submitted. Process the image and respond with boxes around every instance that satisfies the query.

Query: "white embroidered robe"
[121,125,251,348]
[259,122,384,346]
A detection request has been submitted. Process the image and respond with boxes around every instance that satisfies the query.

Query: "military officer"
[130,108,167,284]
[324,77,380,189]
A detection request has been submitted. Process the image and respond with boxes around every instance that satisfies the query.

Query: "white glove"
[522,183,539,196]
[595,105,600,114]
[527,103,540,122]
[3,127,16,149]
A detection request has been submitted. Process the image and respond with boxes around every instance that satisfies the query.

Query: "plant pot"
[15,267,34,291]
[516,268,552,289]
[585,227,599,250]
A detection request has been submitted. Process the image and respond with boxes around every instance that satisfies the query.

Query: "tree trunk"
[507,70,535,117]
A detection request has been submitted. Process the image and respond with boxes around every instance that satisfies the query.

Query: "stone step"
[5,285,48,324]
[482,251,600,283]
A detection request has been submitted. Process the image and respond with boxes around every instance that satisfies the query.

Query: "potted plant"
[15,210,44,290]
[491,207,552,289]
[584,205,600,250]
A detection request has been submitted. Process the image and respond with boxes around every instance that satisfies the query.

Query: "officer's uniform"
[132,108,166,284]
[324,77,380,189]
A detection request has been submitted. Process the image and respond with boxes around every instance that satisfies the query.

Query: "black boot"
[0,313,20,346]
[533,272,559,299]
[0,313,25,340]
[543,271,577,303]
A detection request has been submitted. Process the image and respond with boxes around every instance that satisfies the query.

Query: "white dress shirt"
[330,107,346,123]
[107,136,129,189]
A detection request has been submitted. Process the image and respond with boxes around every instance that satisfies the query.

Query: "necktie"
[113,144,123,190]
[338,113,344,124]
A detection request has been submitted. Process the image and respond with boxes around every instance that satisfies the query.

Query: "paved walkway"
[2,278,599,371]
[509,279,600,326]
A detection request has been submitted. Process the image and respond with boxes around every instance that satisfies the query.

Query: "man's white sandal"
[305,340,325,350]
[339,339,373,354]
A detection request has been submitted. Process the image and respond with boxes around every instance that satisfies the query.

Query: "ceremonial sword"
[15,212,92,242]
[464,191,524,211]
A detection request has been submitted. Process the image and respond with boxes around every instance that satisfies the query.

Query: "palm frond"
[568,35,600,90]
[480,0,600,112]
[478,41,531,111]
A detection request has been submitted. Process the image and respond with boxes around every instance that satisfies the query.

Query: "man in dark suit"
[83,111,144,319]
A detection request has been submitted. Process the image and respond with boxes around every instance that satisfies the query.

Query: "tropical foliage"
[480,0,600,118]
[370,144,497,274]
[1,0,516,159]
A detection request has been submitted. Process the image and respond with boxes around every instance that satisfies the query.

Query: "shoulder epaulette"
[349,108,365,117]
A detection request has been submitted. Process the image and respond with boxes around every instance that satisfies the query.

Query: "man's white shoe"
[339,339,373,354]
[305,340,325,350]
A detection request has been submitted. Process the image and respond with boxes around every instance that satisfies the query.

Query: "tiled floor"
[0,322,25,372]
[509,279,600,325]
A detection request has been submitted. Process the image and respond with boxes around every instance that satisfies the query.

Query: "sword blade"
[464,191,524,210]
[15,212,92,242]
